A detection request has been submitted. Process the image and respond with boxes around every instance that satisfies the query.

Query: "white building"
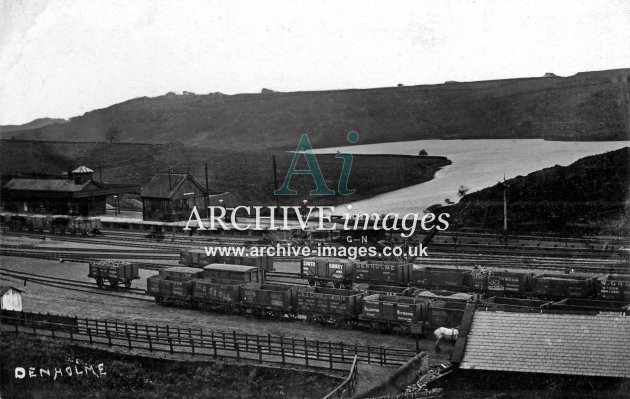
[0,285,23,311]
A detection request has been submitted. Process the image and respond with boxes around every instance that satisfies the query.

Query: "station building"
[2,166,133,217]
[140,172,209,222]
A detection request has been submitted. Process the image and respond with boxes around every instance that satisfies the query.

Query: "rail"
[323,355,359,399]
[0,310,414,370]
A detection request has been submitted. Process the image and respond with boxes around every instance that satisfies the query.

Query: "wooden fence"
[1,310,415,372]
[323,355,359,399]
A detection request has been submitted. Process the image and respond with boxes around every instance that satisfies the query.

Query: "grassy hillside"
[0,118,66,135]
[0,140,450,207]
[440,147,630,235]
[0,334,339,398]
[8,69,630,149]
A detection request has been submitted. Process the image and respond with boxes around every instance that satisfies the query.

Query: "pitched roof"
[459,311,630,378]
[0,285,23,296]
[140,173,206,199]
[72,165,94,173]
[3,178,92,192]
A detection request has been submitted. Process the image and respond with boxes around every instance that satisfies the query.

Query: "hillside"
[0,117,66,135]
[441,147,630,235]
[8,69,630,149]
[0,140,450,207]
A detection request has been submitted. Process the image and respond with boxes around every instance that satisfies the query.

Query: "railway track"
[0,268,152,302]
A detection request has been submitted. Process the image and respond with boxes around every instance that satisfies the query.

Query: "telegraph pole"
[503,174,508,245]
[272,155,280,210]
[204,162,210,216]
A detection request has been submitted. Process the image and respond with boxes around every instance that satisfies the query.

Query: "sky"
[1,0,629,125]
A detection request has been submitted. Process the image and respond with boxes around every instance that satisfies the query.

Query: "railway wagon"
[360,294,427,333]
[598,274,630,301]
[88,260,139,288]
[301,257,357,288]
[531,273,598,299]
[478,296,553,311]
[352,283,418,297]
[215,252,274,271]
[353,260,412,286]
[179,248,274,271]
[471,268,534,296]
[240,283,297,317]
[425,300,467,330]
[296,287,363,324]
[203,264,262,284]
[180,249,215,267]
[148,267,203,305]
[410,265,472,291]
[549,298,630,313]
[3,213,101,235]
[191,279,243,312]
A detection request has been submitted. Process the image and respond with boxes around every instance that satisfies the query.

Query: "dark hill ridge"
[0,117,66,134]
[444,147,630,234]
[9,68,630,149]
[0,140,451,207]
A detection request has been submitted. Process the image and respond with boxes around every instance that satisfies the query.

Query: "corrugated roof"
[204,264,259,272]
[3,178,92,192]
[459,311,630,378]
[72,165,94,173]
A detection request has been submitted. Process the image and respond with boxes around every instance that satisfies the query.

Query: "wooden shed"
[0,285,23,311]
[141,172,208,222]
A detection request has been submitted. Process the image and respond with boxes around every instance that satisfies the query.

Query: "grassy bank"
[0,333,340,399]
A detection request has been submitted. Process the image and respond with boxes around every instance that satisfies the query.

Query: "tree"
[105,126,121,144]
[418,149,428,156]
[457,185,469,198]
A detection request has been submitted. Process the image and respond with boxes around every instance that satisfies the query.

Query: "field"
[0,333,341,398]
[0,140,450,208]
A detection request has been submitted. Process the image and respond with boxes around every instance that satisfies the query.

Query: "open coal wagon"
[88,260,139,288]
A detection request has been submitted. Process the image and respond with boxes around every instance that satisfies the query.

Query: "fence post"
[148,335,153,352]
[367,346,371,364]
[191,339,195,357]
[107,331,112,347]
[316,340,320,359]
[258,345,262,363]
[51,328,55,339]
[281,346,285,366]
[329,351,333,371]
[268,334,271,351]
[222,332,225,349]
[212,340,217,359]
[168,337,173,354]
[126,332,131,350]
[88,328,92,345]
[156,325,159,341]
[235,342,240,360]
[135,322,138,337]
[383,348,387,365]
[340,341,344,362]
[245,333,248,351]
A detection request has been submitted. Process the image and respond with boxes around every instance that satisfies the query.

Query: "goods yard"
[1,211,629,398]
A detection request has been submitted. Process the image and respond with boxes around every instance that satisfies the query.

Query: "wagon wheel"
[347,319,359,328]
[332,281,341,289]
[123,280,132,288]
[96,278,104,288]
[317,280,328,287]
[109,279,119,289]
[307,279,316,286]
[342,281,353,289]
[154,296,164,305]
[286,312,298,321]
